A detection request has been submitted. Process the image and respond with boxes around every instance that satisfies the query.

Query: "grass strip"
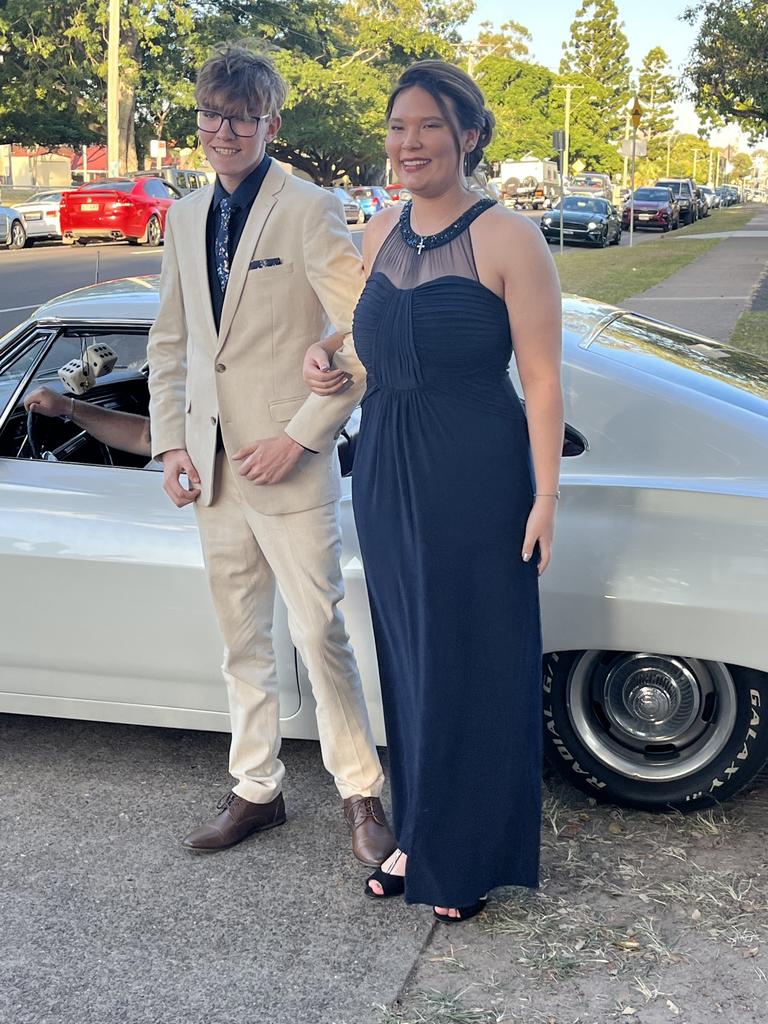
[553,237,719,306]
[730,310,768,357]
[673,204,759,236]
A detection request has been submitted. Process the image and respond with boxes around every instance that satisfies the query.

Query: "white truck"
[497,156,560,209]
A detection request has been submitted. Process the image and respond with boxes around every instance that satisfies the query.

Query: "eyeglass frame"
[194,108,269,138]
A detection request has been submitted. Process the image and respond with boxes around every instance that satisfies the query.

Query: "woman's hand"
[303,343,352,397]
[522,495,557,575]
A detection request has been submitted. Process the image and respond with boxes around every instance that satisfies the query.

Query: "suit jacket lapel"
[193,185,218,344]
[216,161,287,353]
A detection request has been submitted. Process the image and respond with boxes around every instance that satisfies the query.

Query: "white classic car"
[1,278,767,812]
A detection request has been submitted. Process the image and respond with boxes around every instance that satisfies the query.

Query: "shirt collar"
[214,154,271,210]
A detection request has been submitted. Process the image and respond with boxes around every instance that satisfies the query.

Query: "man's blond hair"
[196,43,288,118]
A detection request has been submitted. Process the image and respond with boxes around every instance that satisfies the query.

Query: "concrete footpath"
[623,209,768,341]
[5,715,768,1024]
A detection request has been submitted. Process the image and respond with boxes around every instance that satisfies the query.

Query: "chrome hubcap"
[567,652,737,782]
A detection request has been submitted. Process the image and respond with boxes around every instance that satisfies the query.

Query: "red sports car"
[59,177,181,246]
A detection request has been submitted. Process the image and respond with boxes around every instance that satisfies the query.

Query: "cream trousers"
[195,452,384,804]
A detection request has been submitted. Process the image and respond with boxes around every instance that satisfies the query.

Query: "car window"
[143,178,168,198]
[162,182,181,199]
[30,330,149,385]
[0,332,54,418]
[81,181,135,193]
[175,172,188,189]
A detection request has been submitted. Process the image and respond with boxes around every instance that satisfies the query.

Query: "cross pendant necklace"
[416,236,425,255]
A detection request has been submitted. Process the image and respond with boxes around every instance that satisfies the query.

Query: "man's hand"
[161,448,201,507]
[233,433,304,484]
[24,386,70,418]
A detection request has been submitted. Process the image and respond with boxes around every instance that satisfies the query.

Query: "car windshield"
[31,192,63,203]
[557,197,605,214]
[658,181,685,195]
[634,189,668,201]
[351,188,374,197]
[593,314,768,410]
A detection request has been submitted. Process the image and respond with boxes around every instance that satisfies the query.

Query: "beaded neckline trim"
[400,197,496,253]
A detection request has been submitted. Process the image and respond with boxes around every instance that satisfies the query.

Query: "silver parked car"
[0,204,27,249]
[1,280,767,812]
[323,186,365,225]
[13,188,76,245]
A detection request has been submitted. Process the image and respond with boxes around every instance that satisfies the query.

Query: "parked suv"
[125,168,209,195]
[655,178,698,225]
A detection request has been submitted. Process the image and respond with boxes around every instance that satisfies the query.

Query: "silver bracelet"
[535,490,560,500]
[63,397,76,423]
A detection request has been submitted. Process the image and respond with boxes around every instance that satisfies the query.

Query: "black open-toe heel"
[433,896,488,923]
[365,851,406,900]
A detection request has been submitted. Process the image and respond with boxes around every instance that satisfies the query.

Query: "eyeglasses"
[195,109,267,138]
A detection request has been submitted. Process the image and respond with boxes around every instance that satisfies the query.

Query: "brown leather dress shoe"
[182,791,286,852]
[343,795,396,867]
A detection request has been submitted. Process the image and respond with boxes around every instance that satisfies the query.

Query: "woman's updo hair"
[385,60,495,175]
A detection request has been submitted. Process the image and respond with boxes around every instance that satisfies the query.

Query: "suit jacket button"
[216,363,226,372]
[210,416,216,425]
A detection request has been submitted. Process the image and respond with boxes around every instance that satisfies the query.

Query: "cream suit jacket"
[147,160,367,513]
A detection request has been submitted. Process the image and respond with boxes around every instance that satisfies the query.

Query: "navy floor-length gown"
[351,198,543,908]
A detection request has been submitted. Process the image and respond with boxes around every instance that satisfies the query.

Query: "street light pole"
[107,0,120,178]
[666,132,674,177]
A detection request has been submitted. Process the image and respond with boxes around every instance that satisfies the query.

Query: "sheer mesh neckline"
[400,197,496,253]
[370,196,496,291]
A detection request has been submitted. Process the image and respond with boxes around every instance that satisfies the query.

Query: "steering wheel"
[26,409,43,459]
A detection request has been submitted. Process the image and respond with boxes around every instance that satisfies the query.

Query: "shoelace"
[347,796,385,829]
[216,791,238,812]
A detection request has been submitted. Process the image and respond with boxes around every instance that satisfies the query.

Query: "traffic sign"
[630,97,643,130]
[150,139,167,158]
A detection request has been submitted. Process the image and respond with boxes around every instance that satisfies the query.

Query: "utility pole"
[666,133,675,177]
[628,96,643,248]
[554,83,582,186]
[714,150,720,187]
[692,148,701,182]
[621,109,630,190]
[107,0,120,178]
[707,149,713,186]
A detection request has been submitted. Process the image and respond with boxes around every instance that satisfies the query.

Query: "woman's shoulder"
[474,201,553,266]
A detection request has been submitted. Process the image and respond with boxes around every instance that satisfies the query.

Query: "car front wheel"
[543,650,768,811]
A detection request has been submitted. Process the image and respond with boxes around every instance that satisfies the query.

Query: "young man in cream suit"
[148,44,394,866]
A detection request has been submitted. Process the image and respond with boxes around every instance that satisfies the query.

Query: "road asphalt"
[623,211,768,341]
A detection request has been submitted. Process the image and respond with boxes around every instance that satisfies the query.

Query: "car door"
[0,322,301,730]
[0,206,9,243]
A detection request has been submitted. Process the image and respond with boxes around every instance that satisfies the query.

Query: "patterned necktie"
[215,196,232,292]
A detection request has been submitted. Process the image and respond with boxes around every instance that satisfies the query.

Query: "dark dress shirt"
[206,155,271,451]
[206,154,271,332]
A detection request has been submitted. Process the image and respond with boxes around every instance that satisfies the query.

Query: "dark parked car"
[655,178,698,225]
[622,187,680,232]
[540,195,622,247]
[60,177,181,246]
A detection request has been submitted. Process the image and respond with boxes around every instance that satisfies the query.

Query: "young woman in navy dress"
[304,61,563,923]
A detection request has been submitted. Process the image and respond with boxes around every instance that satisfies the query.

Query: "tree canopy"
[683,0,768,139]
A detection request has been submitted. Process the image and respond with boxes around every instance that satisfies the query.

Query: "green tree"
[729,151,754,182]
[637,46,676,143]
[683,0,768,137]
[558,0,632,172]
[476,57,555,161]
[473,20,532,61]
